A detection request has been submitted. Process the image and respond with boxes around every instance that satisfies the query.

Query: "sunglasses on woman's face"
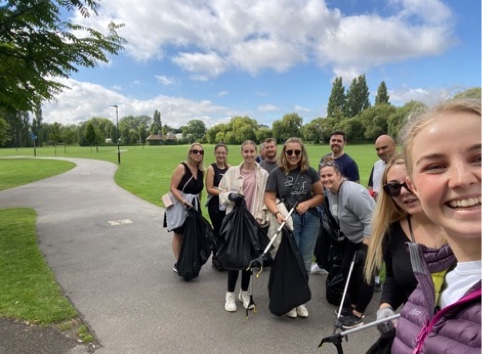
[285,149,302,156]
[383,181,412,197]
[190,149,204,155]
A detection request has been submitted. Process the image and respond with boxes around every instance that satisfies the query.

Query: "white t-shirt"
[439,260,482,308]
[372,160,386,194]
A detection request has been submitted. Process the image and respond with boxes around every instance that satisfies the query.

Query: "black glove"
[228,193,244,204]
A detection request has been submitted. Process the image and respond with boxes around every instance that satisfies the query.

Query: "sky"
[42,0,481,129]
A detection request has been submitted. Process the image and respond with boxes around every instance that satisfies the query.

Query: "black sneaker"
[334,308,353,317]
[340,314,364,329]
[335,308,366,318]
[173,263,178,273]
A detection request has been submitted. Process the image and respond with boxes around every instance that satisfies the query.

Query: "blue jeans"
[292,210,320,273]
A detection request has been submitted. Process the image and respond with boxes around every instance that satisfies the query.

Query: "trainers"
[225,292,237,312]
[374,282,382,292]
[173,263,178,273]
[310,263,329,275]
[340,313,364,329]
[286,308,297,318]
[238,290,254,310]
[296,305,309,318]
[335,307,353,317]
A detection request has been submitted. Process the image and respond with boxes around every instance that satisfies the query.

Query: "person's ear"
[406,176,418,195]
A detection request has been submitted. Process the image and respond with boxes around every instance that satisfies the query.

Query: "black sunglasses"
[285,149,302,156]
[383,182,412,197]
[190,149,204,155]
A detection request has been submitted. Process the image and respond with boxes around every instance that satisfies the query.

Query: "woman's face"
[214,146,227,164]
[320,165,342,192]
[284,142,302,168]
[386,164,422,215]
[190,144,204,163]
[241,143,256,164]
[408,112,481,240]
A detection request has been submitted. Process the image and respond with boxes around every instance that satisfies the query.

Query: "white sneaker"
[225,292,237,312]
[238,290,254,310]
[310,263,328,275]
[296,305,309,318]
[286,308,297,318]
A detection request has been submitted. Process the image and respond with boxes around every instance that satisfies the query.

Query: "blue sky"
[43,0,481,129]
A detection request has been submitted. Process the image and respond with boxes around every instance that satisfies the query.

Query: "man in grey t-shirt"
[259,138,278,173]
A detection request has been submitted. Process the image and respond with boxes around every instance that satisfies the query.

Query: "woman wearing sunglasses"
[319,157,376,329]
[391,99,481,353]
[364,154,445,338]
[264,137,325,318]
[218,140,269,312]
[166,143,205,273]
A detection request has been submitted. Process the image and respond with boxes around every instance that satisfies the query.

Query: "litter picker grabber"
[244,203,298,319]
[333,251,358,332]
[247,202,298,272]
[318,314,400,353]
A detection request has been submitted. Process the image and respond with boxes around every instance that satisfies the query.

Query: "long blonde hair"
[186,143,205,172]
[399,98,481,177]
[364,154,408,282]
[278,137,310,173]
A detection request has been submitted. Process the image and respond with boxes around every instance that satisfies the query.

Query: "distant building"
[145,133,177,145]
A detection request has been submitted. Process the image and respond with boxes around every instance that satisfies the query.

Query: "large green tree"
[272,113,303,143]
[345,74,371,117]
[182,119,207,142]
[327,77,345,118]
[0,0,125,112]
[375,81,390,105]
[0,117,11,146]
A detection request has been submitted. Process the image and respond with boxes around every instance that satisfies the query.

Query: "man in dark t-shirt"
[319,131,360,183]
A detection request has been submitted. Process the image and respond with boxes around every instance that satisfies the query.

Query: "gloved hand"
[228,193,244,204]
[376,306,396,334]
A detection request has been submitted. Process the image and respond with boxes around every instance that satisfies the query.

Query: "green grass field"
[0,143,381,327]
[0,143,380,206]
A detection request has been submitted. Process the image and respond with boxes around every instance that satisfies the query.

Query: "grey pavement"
[0,157,381,353]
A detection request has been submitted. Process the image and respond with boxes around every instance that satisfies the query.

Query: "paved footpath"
[0,158,381,354]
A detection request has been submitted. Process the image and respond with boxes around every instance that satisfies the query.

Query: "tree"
[138,124,147,144]
[359,104,396,141]
[375,81,390,106]
[0,1,126,112]
[85,122,96,149]
[300,118,324,143]
[182,119,207,141]
[150,110,162,135]
[453,87,481,99]
[345,74,371,117]
[272,113,303,143]
[49,122,62,145]
[0,117,11,146]
[327,77,346,118]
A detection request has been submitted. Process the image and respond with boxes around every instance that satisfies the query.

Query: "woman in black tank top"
[166,143,205,273]
[205,143,229,270]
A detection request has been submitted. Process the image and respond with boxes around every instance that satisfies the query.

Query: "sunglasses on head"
[383,181,412,197]
[190,149,204,155]
[285,149,302,156]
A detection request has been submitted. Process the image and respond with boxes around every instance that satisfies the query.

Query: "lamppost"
[109,104,121,164]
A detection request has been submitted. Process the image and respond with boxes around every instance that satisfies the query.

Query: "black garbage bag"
[217,200,268,270]
[268,227,311,316]
[325,263,345,306]
[315,200,342,272]
[177,208,214,280]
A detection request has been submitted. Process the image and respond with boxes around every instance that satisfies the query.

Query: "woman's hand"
[295,201,309,215]
[275,212,285,224]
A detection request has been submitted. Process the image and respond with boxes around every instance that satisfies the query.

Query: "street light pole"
[110,104,121,164]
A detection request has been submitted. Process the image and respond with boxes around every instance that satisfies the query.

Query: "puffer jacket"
[392,243,481,354]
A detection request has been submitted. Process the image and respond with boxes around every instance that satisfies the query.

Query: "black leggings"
[227,269,251,293]
[340,240,374,314]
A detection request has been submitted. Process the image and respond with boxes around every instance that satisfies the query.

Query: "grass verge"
[0,208,94,343]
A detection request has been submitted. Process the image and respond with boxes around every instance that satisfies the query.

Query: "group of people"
[164,97,481,353]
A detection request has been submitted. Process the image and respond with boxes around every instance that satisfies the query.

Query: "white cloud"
[258,104,279,112]
[155,75,177,86]
[42,78,236,128]
[70,0,456,79]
